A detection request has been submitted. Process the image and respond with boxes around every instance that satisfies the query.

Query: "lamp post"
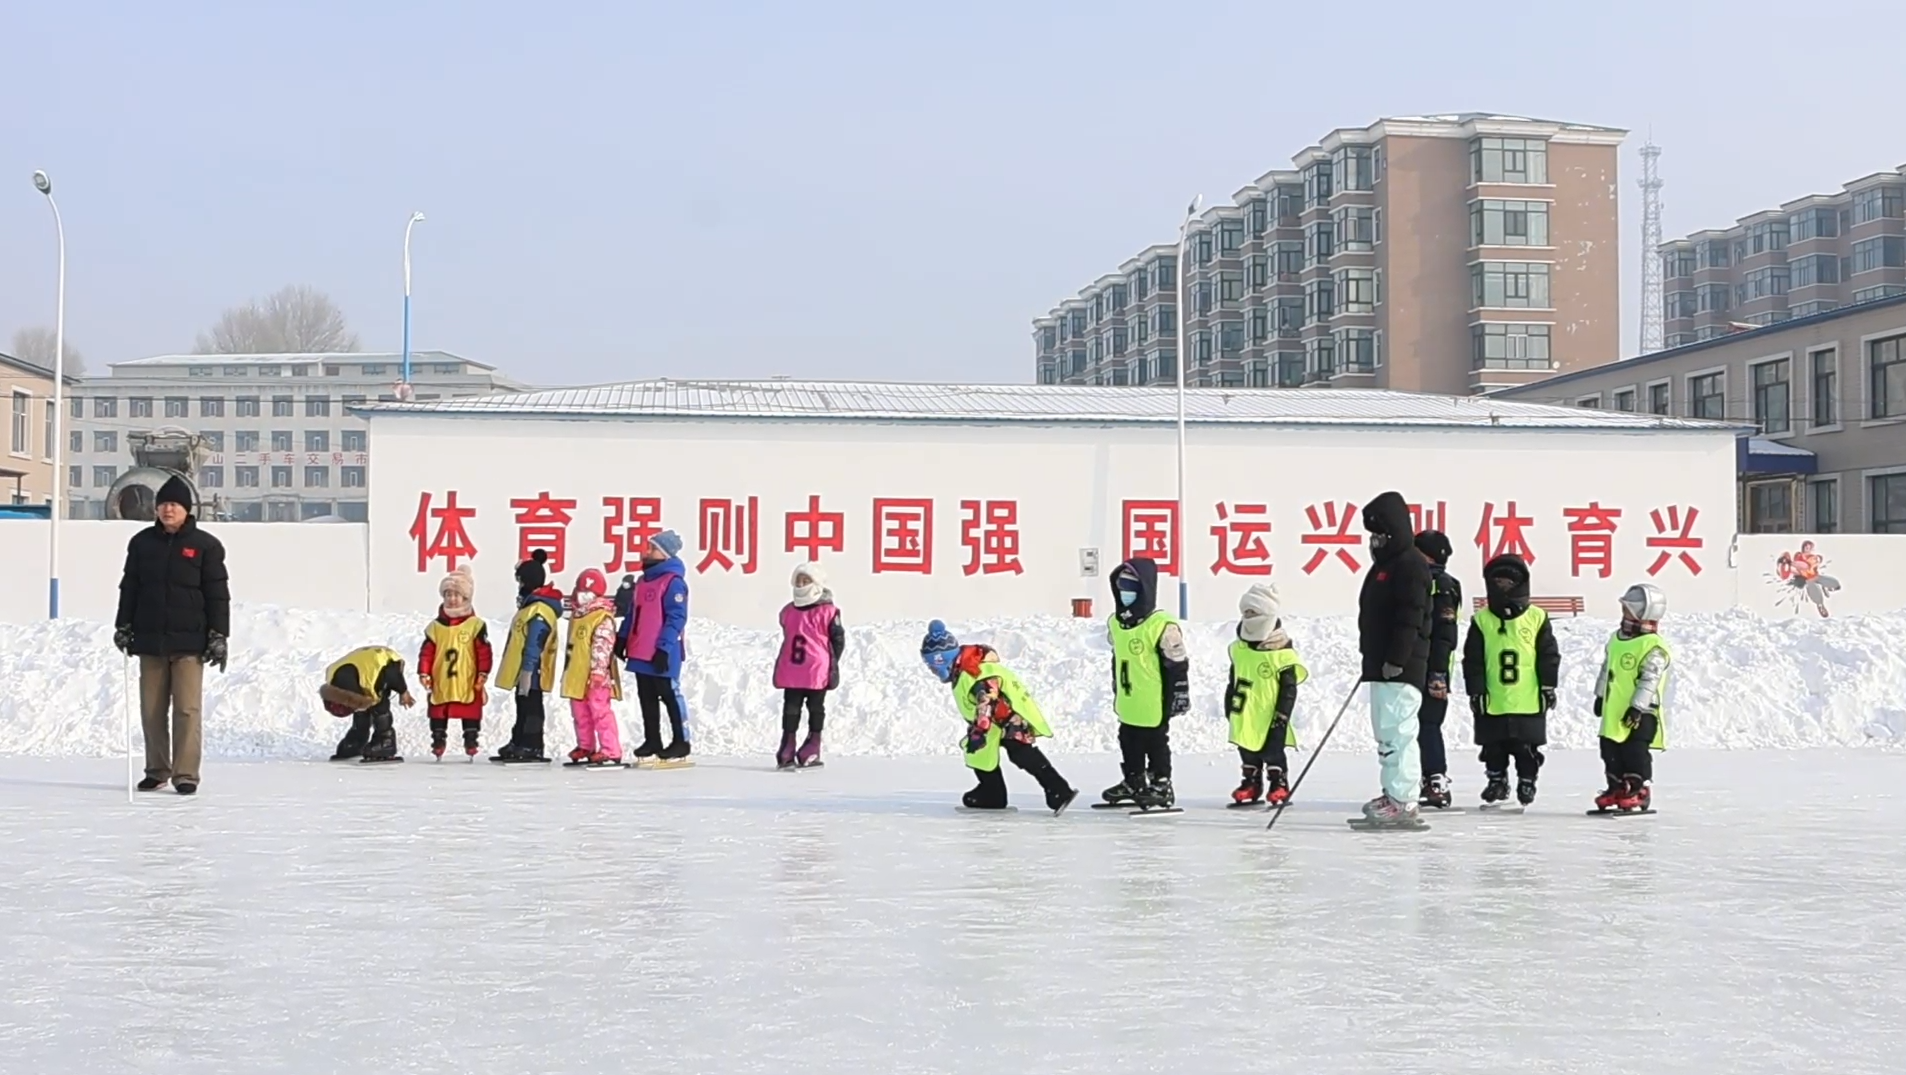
[1174,194,1201,620]
[402,211,425,385]
[33,170,65,619]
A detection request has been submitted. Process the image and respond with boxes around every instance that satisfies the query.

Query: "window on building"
[1850,236,1906,274]
[1276,352,1305,387]
[1153,308,1176,336]
[1745,482,1794,533]
[1741,267,1791,299]
[1219,220,1243,254]
[1219,272,1244,302]
[199,466,224,489]
[43,400,52,460]
[1154,258,1176,289]
[1194,283,1212,314]
[1576,394,1601,409]
[1248,197,1268,237]
[1308,221,1335,263]
[1306,337,1336,379]
[1219,321,1244,354]
[1870,473,1906,533]
[94,431,117,453]
[200,431,225,453]
[1470,323,1553,369]
[1698,240,1731,269]
[188,365,214,378]
[1852,186,1906,224]
[1067,349,1085,376]
[271,466,293,488]
[1698,284,1731,313]
[268,396,291,417]
[1792,207,1839,241]
[1791,254,1839,289]
[1193,231,1213,264]
[1274,242,1304,278]
[1134,315,1149,345]
[1810,479,1838,533]
[1335,206,1376,251]
[1872,335,1906,419]
[235,430,259,452]
[1249,309,1269,344]
[1689,372,1725,420]
[69,429,82,453]
[1110,284,1128,311]
[94,397,117,418]
[1338,329,1377,371]
[236,397,260,418]
[305,466,330,488]
[323,364,343,377]
[1305,278,1335,319]
[1275,297,1304,334]
[1275,186,1302,223]
[1666,290,1698,318]
[196,397,223,418]
[305,430,330,452]
[1811,349,1838,428]
[9,391,26,455]
[1306,161,1334,206]
[342,466,366,488]
[1748,220,1790,254]
[271,431,293,452]
[268,501,298,522]
[1153,351,1176,382]
[93,465,116,488]
[1471,262,1552,309]
[1664,248,1697,278]
[1471,199,1551,246]
[289,364,310,377]
[1470,137,1549,184]
[68,465,81,489]
[1334,145,1374,191]
[1194,331,1213,363]
[306,396,332,417]
[1614,389,1636,412]
[1853,285,1906,304]
[1336,269,1378,314]
[1752,359,1790,433]
[1249,255,1269,289]
[1648,382,1671,415]
[129,397,153,418]
[236,466,260,488]
[1247,361,1269,388]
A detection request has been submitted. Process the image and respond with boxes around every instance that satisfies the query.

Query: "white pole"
[402,211,424,385]
[1175,195,1201,620]
[123,658,134,804]
[32,171,66,619]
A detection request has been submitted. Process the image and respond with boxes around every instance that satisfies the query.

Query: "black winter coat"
[1356,492,1433,687]
[116,517,231,657]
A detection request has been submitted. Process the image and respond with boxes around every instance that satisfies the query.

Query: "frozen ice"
[3,749,1903,1074]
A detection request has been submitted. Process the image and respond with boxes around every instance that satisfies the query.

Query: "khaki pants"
[140,655,204,784]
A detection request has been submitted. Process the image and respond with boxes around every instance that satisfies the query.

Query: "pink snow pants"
[571,685,621,758]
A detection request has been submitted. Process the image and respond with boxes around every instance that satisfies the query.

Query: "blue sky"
[4,0,1904,384]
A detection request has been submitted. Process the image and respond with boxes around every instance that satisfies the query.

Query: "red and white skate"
[1264,785,1291,807]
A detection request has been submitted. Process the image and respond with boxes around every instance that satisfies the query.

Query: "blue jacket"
[519,588,563,691]
[619,557,688,679]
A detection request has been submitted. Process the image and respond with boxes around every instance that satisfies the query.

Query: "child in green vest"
[1099,557,1190,810]
[492,550,563,763]
[1462,553,1559,806]
[1225,584,1308,807]
[1593,583,1672,813]
[919,621,1078,814]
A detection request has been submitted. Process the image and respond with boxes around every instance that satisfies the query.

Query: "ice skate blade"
[1421,805,1468,813]
[584,761,624,770]
[489,757,550,765]
[1090,801,1136,810]
[357,757,404,765]
[1347,817,1430,831]
[627,758,695,770]
[1477,803,1523,814]
[1586,807,1656,817]
[1226,801,1267,810]
[1128,806,1183,817]
[955,806,1017,814]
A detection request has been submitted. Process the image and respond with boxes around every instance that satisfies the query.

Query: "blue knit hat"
[919,619,959,656]
[649,530,683,558]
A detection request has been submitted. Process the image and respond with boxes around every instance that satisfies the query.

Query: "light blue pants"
[1369,682,1423,803]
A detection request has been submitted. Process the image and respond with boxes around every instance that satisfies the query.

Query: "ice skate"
[1349,795,1428,831]
[1229,764,1264,807]
[565,747,594,767]
[1132,777,1175,812]
[631,740,662,760]
[431,744,446,761]
[1516,778,1538,806]
[1420,773,1453,810]
[1612,778,1652,813]
[775,732,798,771]
[1098,779,1142,806]
[464,745,480,762]
[1592,776,1625,812]
[1481,770,1511,803]
[1361,793,1390,819]
[1045,785,1079,816]
[586,751,621,768]
[1264,770,1291,807]
[795,732,823,769]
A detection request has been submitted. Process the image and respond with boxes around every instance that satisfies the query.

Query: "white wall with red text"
[360,415,1741,626]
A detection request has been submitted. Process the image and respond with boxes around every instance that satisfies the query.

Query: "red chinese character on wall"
[1210,502,1273,575]
[784,495,845,562]
[602,496,665,573]
[1122,500,1179,576]
[408,491,478,573]
[872,498,934,574]
[509,491,578,573]
[959,500,1024,576]
[1408,500,1448,535]
[1300,501,1361,575]
[1646,505,1703,576]
[697,496,760,574]
[1562,502,1623,579]
[1474,500,1537,565]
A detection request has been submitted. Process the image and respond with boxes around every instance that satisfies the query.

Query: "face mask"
[1117,590,1138,608]
[924,650,957,683]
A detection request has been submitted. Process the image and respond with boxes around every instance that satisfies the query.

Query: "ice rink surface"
[3,749,1903,1075]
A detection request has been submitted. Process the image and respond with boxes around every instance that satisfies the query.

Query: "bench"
[1472,595,1585,616]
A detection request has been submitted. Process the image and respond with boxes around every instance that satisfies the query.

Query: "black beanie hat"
[155,475,194,512]
[515,548,549,592]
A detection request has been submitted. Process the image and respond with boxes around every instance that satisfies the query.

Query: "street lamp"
[33,170,66,620]
[402,211,425,385]
[1174,194,1201,620]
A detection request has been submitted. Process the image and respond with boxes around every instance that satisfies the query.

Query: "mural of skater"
[1771,541,1841,618]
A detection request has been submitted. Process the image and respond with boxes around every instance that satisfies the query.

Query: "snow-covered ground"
[4,605,1906,760]
[3,750,1903,1074]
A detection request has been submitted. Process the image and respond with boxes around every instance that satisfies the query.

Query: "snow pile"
[3,604,1904,760]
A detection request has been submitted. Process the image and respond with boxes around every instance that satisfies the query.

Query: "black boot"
[1420,773,1453,809]
[361,709,400,762]
[1135,776,1175,810]
[1101,777,1143,804]
[331,711,371,761]
[963,767,1009,809]
[1481,769,1511,803]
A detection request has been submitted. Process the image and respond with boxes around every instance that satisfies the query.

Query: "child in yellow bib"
[1592,583,1672,814]
[1225,584,1308,807]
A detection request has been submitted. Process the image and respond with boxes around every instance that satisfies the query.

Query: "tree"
[9,327,85,375]
[194,285,361,354]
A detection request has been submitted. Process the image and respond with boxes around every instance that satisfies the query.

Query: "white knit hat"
[791,561,827,607]
[1237,583,1281,642]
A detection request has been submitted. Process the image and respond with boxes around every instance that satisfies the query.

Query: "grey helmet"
[1619,582,1668,623]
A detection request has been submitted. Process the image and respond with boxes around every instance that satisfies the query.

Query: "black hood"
[1482,553,1532,617]
[1111,557,1160,625]
[1413,529,1453,566]
[1362,491,1413,563]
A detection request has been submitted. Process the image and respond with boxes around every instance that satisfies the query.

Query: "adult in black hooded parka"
[1355,491,1433,824]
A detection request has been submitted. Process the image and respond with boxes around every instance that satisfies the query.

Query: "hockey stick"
[122,656,135,805]
[1266,680,1362,831]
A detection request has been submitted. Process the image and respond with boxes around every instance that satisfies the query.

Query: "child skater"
[562,568,624,767]
[1592,583,1672,814]
[773,561,846,770]
[493,549,562,763]
[1100,556,1190,810]
[321,645,415,764]
[1224,584,1309,807]
[1414,530,1463,809]
[1462,553,1559,806]
[919,620,1077,814]
[419,566,490,761]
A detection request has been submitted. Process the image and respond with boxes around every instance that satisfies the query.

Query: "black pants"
[781,688,826,740]
[1117,719,1171,783]
[1479,741,1544,780]
[967,740,1071,808]
[1237,723,1290,774]
[337,699,395,758]
[1599,714,1658,782]
[430,717,481,752]
[508,691,546,754]
[635,673,688,748]
[1417,693,1450,777]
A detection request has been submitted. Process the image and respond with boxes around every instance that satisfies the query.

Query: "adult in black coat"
[1413,530,1463,807]
[1355,491,1433,821]
[113,476,229,795]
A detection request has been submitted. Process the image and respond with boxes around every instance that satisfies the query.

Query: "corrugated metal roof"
[111,349,490,370]
[351,378,1747,433]
[1745,436,1815,458]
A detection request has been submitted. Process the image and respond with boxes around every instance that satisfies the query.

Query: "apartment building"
[2,351,80,506]
[1659,165,1906,346]
[67,350,525,521]
[1034,113,1626,396]
[1493,295,1906,534]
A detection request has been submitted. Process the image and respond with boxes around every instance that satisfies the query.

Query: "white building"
[68,351,526,521]
[354,379,1746,623]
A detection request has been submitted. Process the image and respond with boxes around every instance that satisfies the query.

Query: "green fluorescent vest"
[1599,633,1670,748]
[1474,605,1546,716]
[952,662,1052,772]
[1225,640,1308,751]
[1108,610,1173,728]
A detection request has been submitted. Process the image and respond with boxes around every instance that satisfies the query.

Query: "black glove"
[651,649,670,675]
[1540,687,1557,714]
[204,631,228,673]
[612,635,628,663]
[1167,682,1190,717]
[1622,707,1646,731]
[613,575,635,619]
[1593,696,1602,718]
[1468,695,1484,721]
[112,625,133,655]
